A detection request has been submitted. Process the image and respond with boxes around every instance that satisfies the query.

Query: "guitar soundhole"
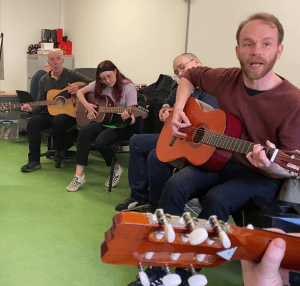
[55,96,66,107]
[193,127,205,143]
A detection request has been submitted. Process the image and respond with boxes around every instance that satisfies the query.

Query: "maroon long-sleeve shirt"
[183,66,300,179]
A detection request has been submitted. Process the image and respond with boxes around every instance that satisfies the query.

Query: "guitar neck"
[1,100,56,111]
[199,129,276,159]
[98,106,130,114]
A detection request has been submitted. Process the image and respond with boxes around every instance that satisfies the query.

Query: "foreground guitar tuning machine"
[206,215,232,249]
[152,209,175,243]
[137,263,207,286]
[148,211,232,247]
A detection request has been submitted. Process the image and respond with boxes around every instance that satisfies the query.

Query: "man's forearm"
[174,77,195,110]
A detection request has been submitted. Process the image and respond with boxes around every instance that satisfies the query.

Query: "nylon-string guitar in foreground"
[101,210,300,286]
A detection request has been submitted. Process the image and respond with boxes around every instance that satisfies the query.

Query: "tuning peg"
[138,265,150,286]
[162,266,181,286]
[205,236,217,245]
[151,214,158,223]
[164,222,175,243]
[155,209,175,243]
[189,228,208,245]
[182,212,208,245]
[246,224,254,230]
[195,254,206,262]
[181,233,189,242]
[208,215,231,249]
[170,253,181,260]
[187,266,207,286]
[154,231,164,240]
[219,230,231,249]
[177,217,185,225]
[144,252,154,259]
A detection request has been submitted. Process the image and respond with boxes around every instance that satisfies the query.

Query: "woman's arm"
[121,107,136,125]
[76,84,98,118]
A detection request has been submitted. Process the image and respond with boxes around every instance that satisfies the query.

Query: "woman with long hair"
[67,60,137,191]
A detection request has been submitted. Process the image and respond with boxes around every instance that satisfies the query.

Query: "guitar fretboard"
[98,107,132,113]
[0,100,57,111]
[191,128,276,159]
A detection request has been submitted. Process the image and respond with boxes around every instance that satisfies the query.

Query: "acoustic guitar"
[0,82,85,118]
[101,211,300,271]
[156,97,300,173]
[76,92,149,126]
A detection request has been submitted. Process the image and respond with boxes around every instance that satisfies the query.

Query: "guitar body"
[156,97,242,172]
[76,93,114,126]
[101,212,300,270]
[46,81,84,118]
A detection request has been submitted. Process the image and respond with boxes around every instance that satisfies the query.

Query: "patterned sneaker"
[115,197,148,211]
[127,267,165,286]
[67,175,86,192]
[105,166,123,188]
[175,268,202,286]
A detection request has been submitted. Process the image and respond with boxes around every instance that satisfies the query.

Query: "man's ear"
[194,58,201,65]
[235,45,240,61]
[276,45,284,60]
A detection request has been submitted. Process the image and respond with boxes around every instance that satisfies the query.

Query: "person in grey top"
[67,60,137,192]
[21,49,92,172]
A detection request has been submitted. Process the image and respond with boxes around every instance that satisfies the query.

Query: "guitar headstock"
[101,210,300,275]
[131,106,149,119]
[0,102,13,112]
[274,149,300,174]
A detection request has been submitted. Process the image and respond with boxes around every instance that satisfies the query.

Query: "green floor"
[0,135,243,286]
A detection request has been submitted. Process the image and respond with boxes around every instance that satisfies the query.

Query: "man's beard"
[239,54,277,81]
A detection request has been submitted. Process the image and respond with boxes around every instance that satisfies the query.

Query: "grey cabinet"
[27,55,74,91]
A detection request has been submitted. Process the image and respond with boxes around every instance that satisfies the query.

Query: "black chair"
[74,68,96,81]
[107,93,148,192]
[30,70,47,101]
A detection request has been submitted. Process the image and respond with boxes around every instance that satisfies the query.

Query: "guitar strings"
[178,125,277,157]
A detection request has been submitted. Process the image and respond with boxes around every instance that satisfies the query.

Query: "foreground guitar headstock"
[101,210,300,273]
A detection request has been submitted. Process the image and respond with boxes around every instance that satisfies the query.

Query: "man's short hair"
[236,13,284,45]
[174,53,201,65]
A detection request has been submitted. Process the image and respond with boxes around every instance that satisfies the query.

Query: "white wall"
[64,0,188,85]
[0,0,61,92]
[187,0,300,88]
[2,0,300,92]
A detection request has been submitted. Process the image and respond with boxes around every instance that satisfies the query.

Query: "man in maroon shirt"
[153,13,300,222]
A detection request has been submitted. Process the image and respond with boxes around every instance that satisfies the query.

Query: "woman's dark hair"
[94,60,132,103]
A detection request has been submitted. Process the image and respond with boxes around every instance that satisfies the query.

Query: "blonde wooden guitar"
[0,82,85,118]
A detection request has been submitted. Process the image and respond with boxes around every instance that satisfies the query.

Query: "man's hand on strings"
[171,108,191,138]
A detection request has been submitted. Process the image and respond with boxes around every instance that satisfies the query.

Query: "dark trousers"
[149,151,281,221]
[27,113,76,162]
[75,122,133,167]
[128,134,160,202]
